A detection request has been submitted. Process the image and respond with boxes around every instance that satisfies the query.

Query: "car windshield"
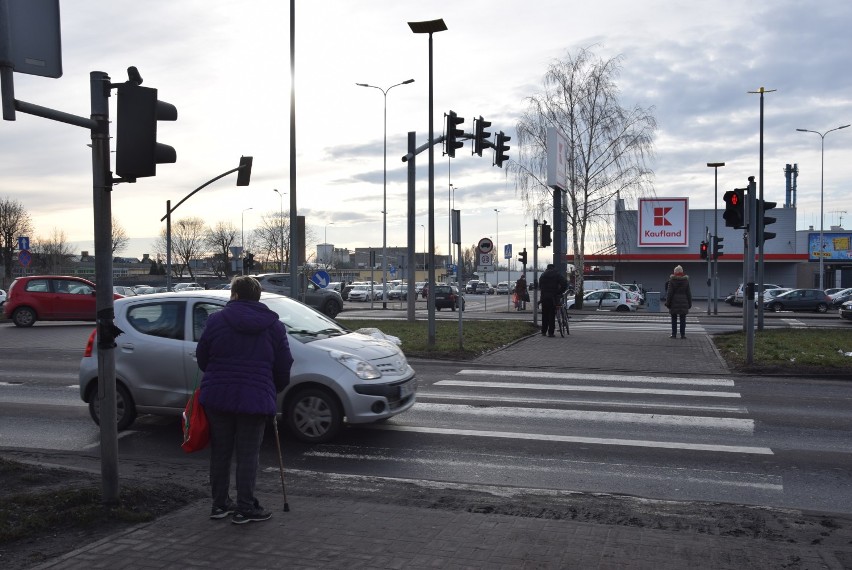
[260,296,347,341]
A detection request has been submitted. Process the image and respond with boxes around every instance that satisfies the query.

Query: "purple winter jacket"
[197,300,293,416]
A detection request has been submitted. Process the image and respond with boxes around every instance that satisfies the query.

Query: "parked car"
[0,288,6,307]
[763,288,832,313]
[465,280,480,294]
[475,282,495,295]
[622,283,645,304]
[566,289,638,312]
[325,281,342,293]
[132,285,157,295]
[342,281,371,301]
[252,273,344,318]
[432,284,464,311]
[495,281,511,295]
[79,290,417,443]
[387,285,408,301]
[415,282,428,296]
[347,284,374,302]
[755,287,792,306]
[734,283,782,305]
[173,282,203,291]
[824,288,845,297]
[829,287,852,307]
[113,286,137,297]
[4,275,120,327]
[840,299,852,321]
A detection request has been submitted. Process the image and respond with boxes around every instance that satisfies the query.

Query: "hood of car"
[313,331,402,360]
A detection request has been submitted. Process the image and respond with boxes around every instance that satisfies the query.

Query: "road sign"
[18,249,32,267]
[389,265,397,276]
[504,244,512,259]
[477,237,493,254]
[17,236,29,251]
[311,270,331,288]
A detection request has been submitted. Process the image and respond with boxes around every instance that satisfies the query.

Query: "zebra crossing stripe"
[437,380,740,398]
[457,370,734,386]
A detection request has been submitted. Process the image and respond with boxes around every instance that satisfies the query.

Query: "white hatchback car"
[79,290,417,443]
[566,289,638,312]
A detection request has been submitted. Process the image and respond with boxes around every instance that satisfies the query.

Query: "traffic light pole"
[745,177,757,364]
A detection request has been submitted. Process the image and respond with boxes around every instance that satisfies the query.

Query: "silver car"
[79,290,417,443]
[252,273,343,318]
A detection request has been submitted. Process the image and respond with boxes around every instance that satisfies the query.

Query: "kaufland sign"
[638,198,689,247]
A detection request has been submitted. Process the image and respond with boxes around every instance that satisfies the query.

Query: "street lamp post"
[707,162,725,315]
[409,17,448,347]
[356,78,415,308]
[494,208,499,290]
[323,222,335,266]
[796,125,850,289]
[241,207,253,275]
[274,189,285,272]
[420,223,426,273]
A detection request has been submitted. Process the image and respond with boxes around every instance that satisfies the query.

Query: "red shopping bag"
[181,388,210,453]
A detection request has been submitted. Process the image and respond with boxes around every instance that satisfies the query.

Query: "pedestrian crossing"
[570,314,708,334]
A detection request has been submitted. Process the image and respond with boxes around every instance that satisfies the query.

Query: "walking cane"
[272,414,290,512]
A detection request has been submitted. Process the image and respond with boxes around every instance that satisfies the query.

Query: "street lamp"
[356,78,415,308]
[274,189,285,272]
[241,207,253,275]
[323,222,335,266]
[707,162,725,315]
[420,223,426,272]
[494,208,499,287]
[796,124,850,289]
[409,17,447,346]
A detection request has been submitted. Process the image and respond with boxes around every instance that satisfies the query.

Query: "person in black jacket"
[665,265,692,339]
[538,264,568,337]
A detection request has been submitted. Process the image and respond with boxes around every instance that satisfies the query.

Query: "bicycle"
[556,294,570,337]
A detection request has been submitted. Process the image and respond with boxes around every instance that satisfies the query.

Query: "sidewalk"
[34,331,852,570]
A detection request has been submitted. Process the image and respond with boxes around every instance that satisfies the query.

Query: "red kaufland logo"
[654,207,672,226]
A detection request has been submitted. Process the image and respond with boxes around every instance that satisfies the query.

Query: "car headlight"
[329,350,382,380]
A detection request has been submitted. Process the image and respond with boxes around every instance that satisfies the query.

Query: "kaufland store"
[582,197,851,299]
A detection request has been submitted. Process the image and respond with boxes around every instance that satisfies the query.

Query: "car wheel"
[771,303,783,313]
[816,303,828,313]
[285,387,342,444]
[87,381,137,431]
[615,305,630,312]
[11,306,37,327]
[323,300,341,318]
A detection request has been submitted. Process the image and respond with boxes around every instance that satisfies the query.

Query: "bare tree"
[0,197,34,282]
[31,228,76,274]
[205,221,238,277]
[111,217,130,255]
[154,217,207,279]
[512,47,656,306]
[254,211,289,271]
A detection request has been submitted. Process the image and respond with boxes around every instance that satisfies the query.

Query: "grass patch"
[337,318,537,359]
[712,329,852,373]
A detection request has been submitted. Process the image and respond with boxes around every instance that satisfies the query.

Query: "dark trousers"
[671,313,686,337]
[206,409,267,513]
[541,297,556,335]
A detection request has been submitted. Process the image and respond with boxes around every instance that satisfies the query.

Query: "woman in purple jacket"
[197,276,293,524]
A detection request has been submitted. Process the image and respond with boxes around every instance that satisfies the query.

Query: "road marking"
[410,402,755,432]
[457,369,734,387]
[438,380,740,398]
[366,424,773,454]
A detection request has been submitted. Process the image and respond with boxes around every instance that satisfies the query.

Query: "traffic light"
[699,241,708,259]
[473,116,492,156]
[445,110,465,158]
[713,236,724,258]
[236,156,253,186]
[758,199,777,245]
[115,80,177,180]
[244,253,254,273]
[518,248,528,266]
[495,131,511,168]
[540,222,552,247]
[722,188,745,228]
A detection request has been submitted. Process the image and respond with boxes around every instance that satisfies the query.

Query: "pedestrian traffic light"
[540,222,552,247]
[722,188,745,228]
[494,131,511,168]
[115,76,177,181]
[758,199,777,245]
[518,248,527,266]
[713,236,724,258]
[700,241,708,259]
[473,116,492,157]
[236,156,253,186]
[445,110,465,158]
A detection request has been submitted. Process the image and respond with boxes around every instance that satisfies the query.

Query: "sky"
[2,0,851,264]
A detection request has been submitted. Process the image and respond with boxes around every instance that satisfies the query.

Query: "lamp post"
[409,17,448,346]
[449,184,458,274]
[796,124,850,289]
[356,78,415,308]
[494,208,499,288]
[241,207,253,275]
[323,222,335,266]
[707,162,725,314]
[420,223,426,273]
[274,189,285,272]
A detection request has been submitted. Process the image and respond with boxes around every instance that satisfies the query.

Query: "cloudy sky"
[2,0,851,263]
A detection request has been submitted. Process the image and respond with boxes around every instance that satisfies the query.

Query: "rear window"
[127,301,186,340]
[24,279,50,293]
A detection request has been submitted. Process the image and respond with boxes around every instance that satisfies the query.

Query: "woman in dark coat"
[665,265,692,339]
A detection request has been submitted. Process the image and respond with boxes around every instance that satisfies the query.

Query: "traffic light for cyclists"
[700,241,708,259]
[723,188,745,228]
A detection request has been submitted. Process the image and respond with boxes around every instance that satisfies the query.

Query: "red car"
[3,275,119,327]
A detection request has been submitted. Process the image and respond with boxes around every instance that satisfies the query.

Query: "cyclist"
[538,263,568,337]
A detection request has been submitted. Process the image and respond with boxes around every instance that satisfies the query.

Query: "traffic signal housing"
[713,236,724,259]
[116,82,177,180]
[445,111,465,158]
[722,188,745,228]
[758,199,777,245]
[700,241,708,259]
[473,116,492,157]
[495,131,511,168]
[236,156,253,186]
[518,248,528,266]
[540,222,552,247]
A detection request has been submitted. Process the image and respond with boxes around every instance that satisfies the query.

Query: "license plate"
[399,379,415,399]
